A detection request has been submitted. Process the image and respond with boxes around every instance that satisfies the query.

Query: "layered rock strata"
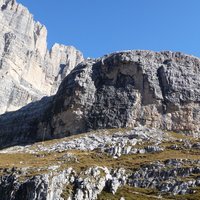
[0,50,200,148]
[0,0,84,114]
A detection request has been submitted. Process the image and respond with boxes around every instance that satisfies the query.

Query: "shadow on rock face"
[0,50,200,149]
[0,96,54,149]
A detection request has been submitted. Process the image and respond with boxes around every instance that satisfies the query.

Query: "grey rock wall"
[0,50,200,148]
[0,0,84,114]
[0,1,200,149]
[49,50,200,137]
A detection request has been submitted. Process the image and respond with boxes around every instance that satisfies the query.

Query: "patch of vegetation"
[61,184,74,200]
[168,131,197,142]
[1,135,200,176]
[98,186,162,200]
[164,187,200,200]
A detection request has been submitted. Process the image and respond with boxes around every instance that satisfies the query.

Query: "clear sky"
[17,0,200,58]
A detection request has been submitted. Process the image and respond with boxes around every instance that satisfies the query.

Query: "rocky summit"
[0,0,83,114]
[1,0,200,200]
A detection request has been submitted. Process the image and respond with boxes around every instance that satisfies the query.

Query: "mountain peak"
[1,1,200,199]
[0,0,83,114]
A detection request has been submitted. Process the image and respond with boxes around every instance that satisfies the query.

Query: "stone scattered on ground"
[0,127,200,199]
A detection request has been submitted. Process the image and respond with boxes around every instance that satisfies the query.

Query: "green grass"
[1,139,200,174]
[61,184,74,200]
[98,186,165,200]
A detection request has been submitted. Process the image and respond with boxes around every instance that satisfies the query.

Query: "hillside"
[0,0,200,200]
[1,127,200,199]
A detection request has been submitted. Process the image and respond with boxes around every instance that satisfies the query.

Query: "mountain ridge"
[1,1,200,200]
[0,0,84,114]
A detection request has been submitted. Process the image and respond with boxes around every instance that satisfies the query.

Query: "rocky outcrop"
[1,50,200,148]
[0,166,126,200]
[1,156,200,199]
[2,1,200,199]
[1,127,200,199]
[0,126,168,156]
[0,0,83,114]
[48,51,200,136]
[0,1,199,149]
[0,168,75,200]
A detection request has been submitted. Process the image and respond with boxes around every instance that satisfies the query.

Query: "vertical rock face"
[0,1,200,148]
[48,50,200,137]
[0,0,84,114]
[0,50,200,148]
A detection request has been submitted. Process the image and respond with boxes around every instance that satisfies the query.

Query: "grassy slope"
[0,130,200,199]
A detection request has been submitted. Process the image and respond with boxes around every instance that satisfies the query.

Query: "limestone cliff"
[0,50,200,148]
[44,51,200,136]
[1,1,200,199]
[0,0,84,114]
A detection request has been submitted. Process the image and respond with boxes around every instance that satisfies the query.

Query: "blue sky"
[17,0,200,58]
